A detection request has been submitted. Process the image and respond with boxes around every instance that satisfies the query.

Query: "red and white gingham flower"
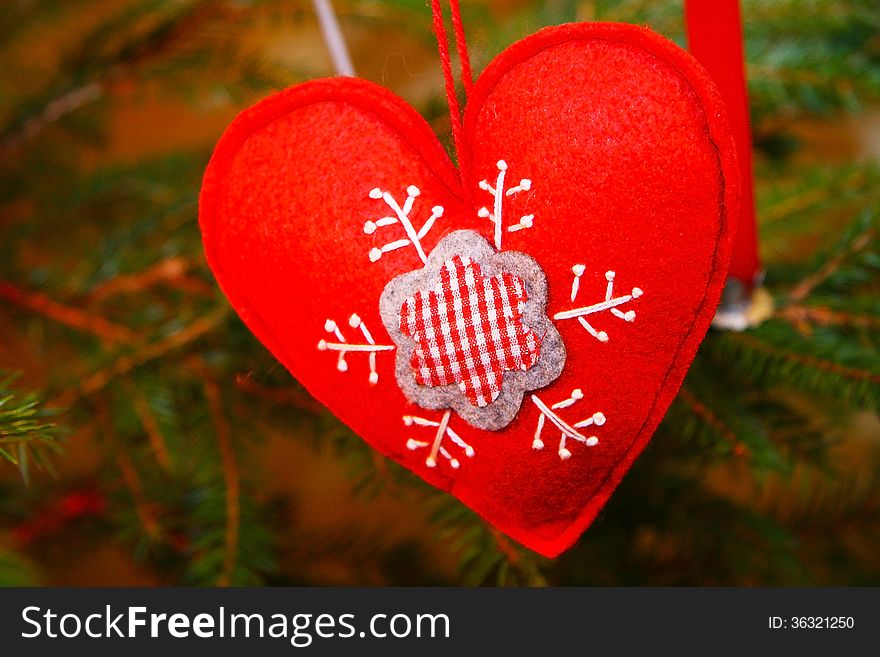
[399,256,542,407]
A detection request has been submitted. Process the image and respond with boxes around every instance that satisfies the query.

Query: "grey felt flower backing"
[379,230,566,431]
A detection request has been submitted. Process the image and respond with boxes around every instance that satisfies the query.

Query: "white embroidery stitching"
[553,267,642,342]
[404,410,475,469]
[530,389,605,460]
[317,314,395,384]
[342,167,642,472]
[478,160,534,250]
[366,185,444,264]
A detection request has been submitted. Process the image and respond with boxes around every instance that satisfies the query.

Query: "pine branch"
[0,374,63,482]
[758,165,879,227]
[185,493,275,587]
[232,373,325,415]
[0,279,140,345]
[50,306,230,409]
[777,304,880,333]
[201,373,240,588]
[787,216,876,302]
[761,207,877,338]
[88,256,211,302]
[662,356,793,474]
[710,326,880,411]
[319,416,551,585]
[592,0,880,119]
[0,0,271,157]
[93,397,166,548]
[0,82,103,156]
[113,435,164,543]
[428,492,549,586]
[128,381,174,472]
[675,388,751,458]
[743,0,880,118]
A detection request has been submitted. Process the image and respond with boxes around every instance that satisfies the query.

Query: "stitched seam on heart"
[579,49,734,555]
[201,79,468,377]
[476,66,730,551]
[459,22,738,554]
[201,25,739,557]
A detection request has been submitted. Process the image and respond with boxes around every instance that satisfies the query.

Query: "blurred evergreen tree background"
[0,0,878,586]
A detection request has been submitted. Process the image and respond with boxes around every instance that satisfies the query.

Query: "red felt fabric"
[199,22,739,557]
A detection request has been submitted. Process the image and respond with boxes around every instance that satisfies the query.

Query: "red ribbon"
[685,0,760,288]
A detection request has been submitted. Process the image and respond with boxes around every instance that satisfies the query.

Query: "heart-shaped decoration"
[199,22,738,557]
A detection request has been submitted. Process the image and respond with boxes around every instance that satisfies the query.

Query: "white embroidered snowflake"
[553,265,643,342]
[308,161,647,471]
[364,185,444,264]
[317,313,394,384]
[478,159,534,250]
[404,410,474,469]
[530,388,605,460]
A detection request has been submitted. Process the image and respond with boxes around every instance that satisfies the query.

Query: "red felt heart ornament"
[199,22,739,557]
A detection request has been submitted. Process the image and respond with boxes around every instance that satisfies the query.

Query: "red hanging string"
[431,0,472,177]
[449,0,474,95]
[685,0,760,289]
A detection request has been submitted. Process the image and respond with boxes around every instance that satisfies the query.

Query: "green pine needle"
[0,374,63,483]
